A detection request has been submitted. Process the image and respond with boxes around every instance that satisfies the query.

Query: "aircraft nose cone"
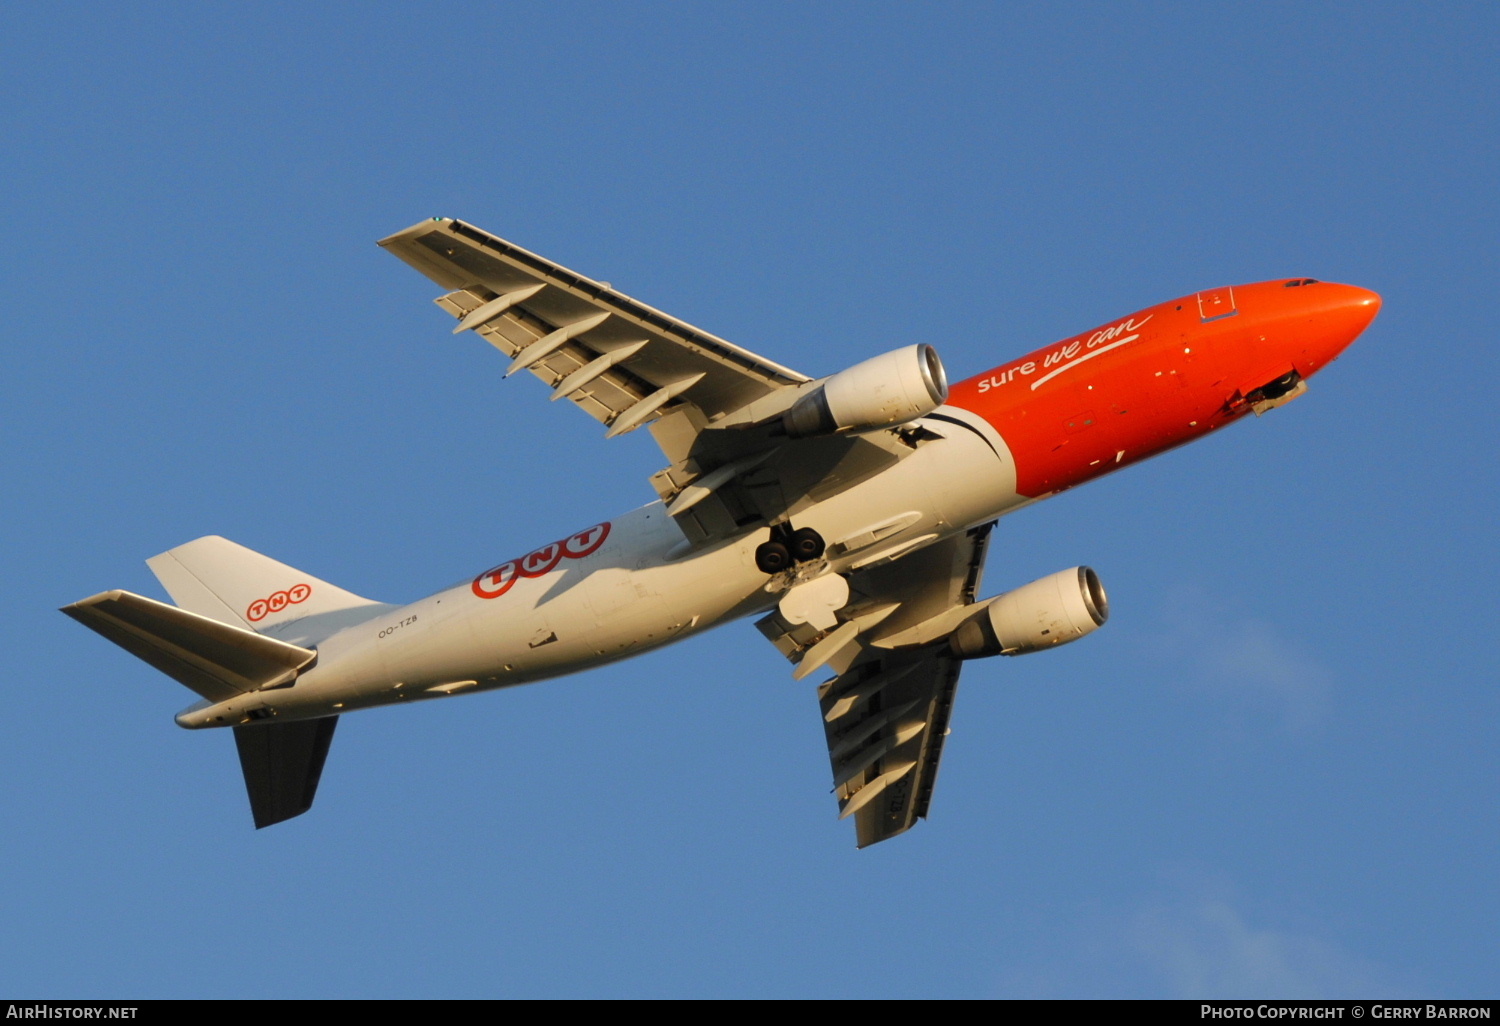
[1300,283,1381,373]
[1334,283,1382,344]
[1345,285,1382,331]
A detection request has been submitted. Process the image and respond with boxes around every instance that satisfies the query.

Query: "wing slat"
[839,761,917,819]
[551,340,649,401]
[453,283,545,334]
[508,312,611,377]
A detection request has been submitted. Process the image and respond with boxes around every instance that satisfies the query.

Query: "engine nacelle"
[784,344,948,438]
[949,567,1109,658]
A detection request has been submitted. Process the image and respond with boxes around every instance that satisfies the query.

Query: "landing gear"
[1257,370,1301,400]
[755,524,825,574]
[1241,369,1307,416]
[788,527,825,562]
[755,541,793,573]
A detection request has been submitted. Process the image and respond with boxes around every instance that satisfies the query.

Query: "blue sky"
[3,2,1496,998]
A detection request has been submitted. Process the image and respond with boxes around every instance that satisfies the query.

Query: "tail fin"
[65,535,375,830]
[146,536,391,643]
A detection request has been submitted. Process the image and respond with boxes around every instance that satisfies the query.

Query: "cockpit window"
[1283,278,1321,287]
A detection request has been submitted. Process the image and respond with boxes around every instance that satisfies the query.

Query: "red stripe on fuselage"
[947,280,1381,497]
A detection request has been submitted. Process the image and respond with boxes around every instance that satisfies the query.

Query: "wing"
[379,217,808,436]
[757,523,995,847]
[381,218,916,547]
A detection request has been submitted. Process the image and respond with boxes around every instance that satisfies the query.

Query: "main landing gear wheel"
[755,525,826,574]
[755,541,792,574]
[788,527,826,562]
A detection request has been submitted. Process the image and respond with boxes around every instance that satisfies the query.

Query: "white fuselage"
[176,412,1019,728]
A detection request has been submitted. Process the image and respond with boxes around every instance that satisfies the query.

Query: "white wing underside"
[758,524,994,847]
[379,218,807,428]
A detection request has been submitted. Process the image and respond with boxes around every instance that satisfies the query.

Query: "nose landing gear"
[1246,369,1307,415]
[755,524,826,574]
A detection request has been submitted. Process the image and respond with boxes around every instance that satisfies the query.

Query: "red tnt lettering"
[470,522,612,600]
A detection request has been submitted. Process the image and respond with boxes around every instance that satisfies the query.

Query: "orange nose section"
[1304,283,1381,371]
[1344,285,1383,332]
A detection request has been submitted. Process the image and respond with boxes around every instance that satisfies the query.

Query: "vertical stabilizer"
[147,536,392,642]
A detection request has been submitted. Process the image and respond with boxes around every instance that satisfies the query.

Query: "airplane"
[62,218,1381,846]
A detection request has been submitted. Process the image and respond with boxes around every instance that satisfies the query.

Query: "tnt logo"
[472,522,611,599]
[247,582,312,622]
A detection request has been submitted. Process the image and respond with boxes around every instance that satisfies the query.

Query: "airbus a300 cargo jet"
[64,218,1381,845]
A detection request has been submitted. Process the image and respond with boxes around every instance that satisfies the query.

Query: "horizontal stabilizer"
[234,717,338,828]
[61,590,318,703]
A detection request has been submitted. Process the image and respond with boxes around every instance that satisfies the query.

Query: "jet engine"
[949,566,1109,658]
[784,344,948,438]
